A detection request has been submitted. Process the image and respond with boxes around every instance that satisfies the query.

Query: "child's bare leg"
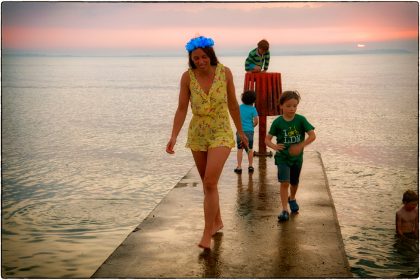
[280,182,290,211]
[236,149,243,169]
[248,149,254,167]
[290,184,298,200]
[198,147,230,249]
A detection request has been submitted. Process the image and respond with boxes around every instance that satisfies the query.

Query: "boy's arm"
[289,129,316,156]
[304,130,316,146]
[263,52,270,71]
[396,211,405,236]
[245,50,256,71]
[265,134,284,151]
[253,116,259,127]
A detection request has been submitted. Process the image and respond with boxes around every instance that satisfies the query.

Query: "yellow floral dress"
[186,63,235,151]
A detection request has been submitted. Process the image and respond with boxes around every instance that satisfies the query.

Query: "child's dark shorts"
[277,162,302,185]
[236,131,254,149]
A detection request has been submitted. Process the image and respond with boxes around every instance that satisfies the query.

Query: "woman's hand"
[166,137,176,154]
[238,131,249,150]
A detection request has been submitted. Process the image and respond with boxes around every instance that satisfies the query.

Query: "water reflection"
[393,235,419,278]
[198,233,223,278]
[257,157,269,206]
[273,215,299,276]
[235,157,270,219]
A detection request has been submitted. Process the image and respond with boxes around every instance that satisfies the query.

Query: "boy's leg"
[248,149,253,167]
[247,132,254,168]
[290,184,298,200]
[277,163,291,211]
[236,149,243,168]
[252,65,262,73]
[235,133,243,171]
[288,163,302,213]
[289,163,302,200]
[280,182,290,211]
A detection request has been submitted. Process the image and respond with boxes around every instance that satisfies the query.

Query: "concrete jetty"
[92,150,351,278]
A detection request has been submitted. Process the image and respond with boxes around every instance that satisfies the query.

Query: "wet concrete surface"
[92,151,351,278]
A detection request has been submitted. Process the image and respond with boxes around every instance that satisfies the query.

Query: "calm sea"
[2,54,418,278]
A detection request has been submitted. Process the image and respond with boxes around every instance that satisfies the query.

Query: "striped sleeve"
[263,51,270,71]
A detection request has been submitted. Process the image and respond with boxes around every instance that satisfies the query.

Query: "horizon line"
[2,48,415,58]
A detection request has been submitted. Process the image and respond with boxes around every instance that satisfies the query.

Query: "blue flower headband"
[185,36,214,52]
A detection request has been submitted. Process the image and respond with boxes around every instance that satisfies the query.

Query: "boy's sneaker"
[278,210,289,222]
[288,197,299,213]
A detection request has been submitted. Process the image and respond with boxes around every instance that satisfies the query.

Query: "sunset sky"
[2,1,418,55]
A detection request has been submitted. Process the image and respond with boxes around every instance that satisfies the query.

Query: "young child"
[265,90,316,221]
[396,190,418,239]
[245,39,270,73]
[234,90,259,174]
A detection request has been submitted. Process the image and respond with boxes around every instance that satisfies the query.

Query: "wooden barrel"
[243,72,282,116]
[243,72,282,156]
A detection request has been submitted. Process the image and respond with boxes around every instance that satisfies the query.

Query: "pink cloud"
[2,2,418,52]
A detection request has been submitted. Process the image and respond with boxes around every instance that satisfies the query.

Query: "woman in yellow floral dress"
[166,36,248,249]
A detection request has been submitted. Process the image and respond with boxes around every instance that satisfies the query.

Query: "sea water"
[2,54,418,278]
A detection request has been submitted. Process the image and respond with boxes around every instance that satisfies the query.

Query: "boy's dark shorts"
[236,131,254,149]
[277,162,302,185]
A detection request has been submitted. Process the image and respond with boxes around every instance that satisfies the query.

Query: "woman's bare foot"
[198,243,210,250]
[198,231,212,249]
[198,239,211,250]
[212,222,224,236]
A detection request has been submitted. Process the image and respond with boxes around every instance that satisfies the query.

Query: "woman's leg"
[192,150,207,181]
[196,146,231,249]
[192,150,223,236]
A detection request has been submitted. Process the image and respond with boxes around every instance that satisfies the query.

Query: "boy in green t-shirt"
[265,91,316,222]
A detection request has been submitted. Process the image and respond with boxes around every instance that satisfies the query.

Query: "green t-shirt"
[268,114,315,166]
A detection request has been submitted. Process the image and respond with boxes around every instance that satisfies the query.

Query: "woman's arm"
[225,67,249,148]
[166,71,190,154]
